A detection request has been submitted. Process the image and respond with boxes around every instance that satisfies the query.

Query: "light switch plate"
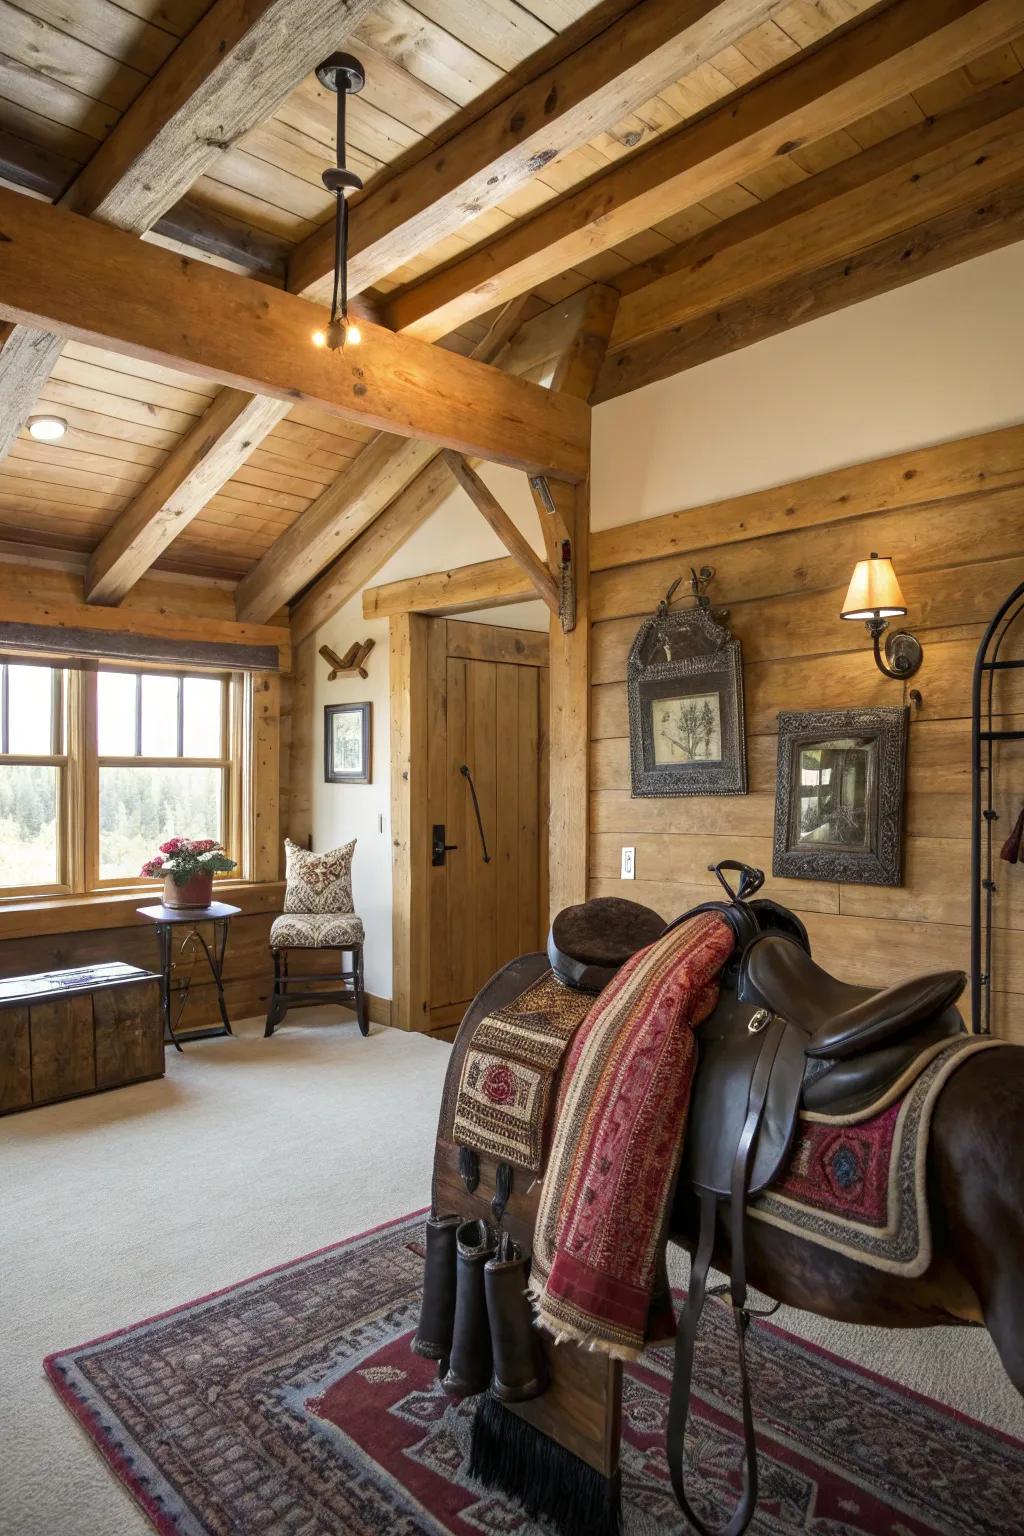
[621,846,635,880]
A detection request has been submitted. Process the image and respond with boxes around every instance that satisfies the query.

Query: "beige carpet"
[2,1009,1020,1536]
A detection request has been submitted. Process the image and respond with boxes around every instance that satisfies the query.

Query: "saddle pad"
[750,1036,1005,1276]
[451,971,594,1173]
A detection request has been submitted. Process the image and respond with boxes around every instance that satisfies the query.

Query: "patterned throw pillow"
[283,839,355,915]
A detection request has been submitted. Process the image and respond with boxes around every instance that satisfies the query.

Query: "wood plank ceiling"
[1,0,1023,587]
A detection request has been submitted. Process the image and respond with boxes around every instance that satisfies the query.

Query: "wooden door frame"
[389,612,548,1032]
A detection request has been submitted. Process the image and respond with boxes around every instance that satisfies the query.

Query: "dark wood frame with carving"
[627,599,747,797]
[324,701,372,784]
[773,706,909,886]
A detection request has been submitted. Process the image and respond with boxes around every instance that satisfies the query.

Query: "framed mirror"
[773,706,909,885]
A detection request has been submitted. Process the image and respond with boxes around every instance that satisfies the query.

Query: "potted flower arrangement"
[141,837,237,909]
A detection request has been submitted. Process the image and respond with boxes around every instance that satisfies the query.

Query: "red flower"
[140,857,165,877]
[159,836,186,854]
[191,839,219,853]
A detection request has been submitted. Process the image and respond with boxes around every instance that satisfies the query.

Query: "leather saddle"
[663,862,967,1536]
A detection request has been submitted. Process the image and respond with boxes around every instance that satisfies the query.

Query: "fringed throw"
[531,911,735,1359]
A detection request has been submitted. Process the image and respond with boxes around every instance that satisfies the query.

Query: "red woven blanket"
[530,911,734,1359]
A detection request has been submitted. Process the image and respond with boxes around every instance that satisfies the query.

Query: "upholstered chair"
[265,839,368,1036]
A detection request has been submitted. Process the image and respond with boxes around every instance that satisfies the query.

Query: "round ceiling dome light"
[27,415,68,442]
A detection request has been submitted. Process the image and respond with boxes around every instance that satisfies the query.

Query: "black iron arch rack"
[970,578,1024,1034]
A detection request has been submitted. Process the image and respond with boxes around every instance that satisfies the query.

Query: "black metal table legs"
[155,917,234,1049]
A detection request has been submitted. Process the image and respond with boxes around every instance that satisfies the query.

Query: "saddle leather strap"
[666,1014,786,1536]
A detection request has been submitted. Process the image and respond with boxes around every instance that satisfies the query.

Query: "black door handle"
[432,824,458,867]
[460,765,491,864]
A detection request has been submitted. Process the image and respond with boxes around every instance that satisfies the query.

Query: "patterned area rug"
[46,1213,1022,1536]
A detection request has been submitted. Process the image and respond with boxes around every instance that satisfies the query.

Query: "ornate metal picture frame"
[627,570,747,798]
[773,706,909,886]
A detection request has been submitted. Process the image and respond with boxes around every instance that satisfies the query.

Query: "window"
[0,661,244,900]
[94,670,233,884]
[0,663,66,894]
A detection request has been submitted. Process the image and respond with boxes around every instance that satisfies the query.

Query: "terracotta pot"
[162,871,214,909]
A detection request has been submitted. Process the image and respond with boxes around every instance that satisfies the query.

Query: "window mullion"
[1,663,7,755]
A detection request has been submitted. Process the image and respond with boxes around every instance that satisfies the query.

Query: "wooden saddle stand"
[429,862,968,1536]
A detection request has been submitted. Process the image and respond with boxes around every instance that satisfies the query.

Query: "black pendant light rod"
[314,52,365,347]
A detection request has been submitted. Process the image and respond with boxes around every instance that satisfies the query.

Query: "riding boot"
[441,1219,496,1398]
[412,1214,460,1362]
[485,1232,548,1403]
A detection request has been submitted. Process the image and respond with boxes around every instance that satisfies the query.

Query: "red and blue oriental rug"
[46,1212,1022,1536]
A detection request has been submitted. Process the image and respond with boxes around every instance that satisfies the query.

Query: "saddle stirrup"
[666,1016,784,1536]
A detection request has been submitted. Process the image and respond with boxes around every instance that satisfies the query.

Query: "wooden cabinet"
[0,962,162,1114]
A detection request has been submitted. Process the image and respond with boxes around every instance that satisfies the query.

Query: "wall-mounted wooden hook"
[319,638,375,680]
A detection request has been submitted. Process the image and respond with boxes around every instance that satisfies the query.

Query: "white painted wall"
[312,239,1024,1000]
[591,240,1024,529]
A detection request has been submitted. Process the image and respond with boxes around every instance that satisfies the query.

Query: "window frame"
[0,658,249,903]
[0,661,70,898]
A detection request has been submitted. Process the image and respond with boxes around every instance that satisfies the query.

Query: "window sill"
[0,881,285,942]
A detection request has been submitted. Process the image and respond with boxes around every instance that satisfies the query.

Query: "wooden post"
[547,477,592,921]
[390,613,431,1031]
[544,286,617,920]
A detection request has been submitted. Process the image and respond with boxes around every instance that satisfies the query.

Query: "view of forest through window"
[0,763,59,887]
[0,664,228,892]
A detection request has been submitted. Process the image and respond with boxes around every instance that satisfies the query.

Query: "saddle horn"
[709,861,765,903]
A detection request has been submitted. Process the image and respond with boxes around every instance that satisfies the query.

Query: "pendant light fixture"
[311,52,365,352]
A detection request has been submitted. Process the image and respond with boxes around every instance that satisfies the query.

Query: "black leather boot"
[412,1214,459,1362]
[441,1219,496,1398]
[485,1231,548,1403]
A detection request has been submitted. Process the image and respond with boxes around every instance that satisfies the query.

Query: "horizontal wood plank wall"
[587,422,1024,1043]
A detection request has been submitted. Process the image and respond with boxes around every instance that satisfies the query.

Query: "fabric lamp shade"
[840,554,908,620]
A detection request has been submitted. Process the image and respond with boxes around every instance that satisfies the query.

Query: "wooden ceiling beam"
[0,135,290,281]
[594,178,1024,404]
[289,455,455,645]
[0,189,590,482]
[609,80,1024,352]
[289,293,617,642]
[285,0,790,302]
[0,0,377,462]
[85,391,290,606]
[384,0,1024,343]
[363,558,534,620]
[441,451,559,616]
[239,298,535,625]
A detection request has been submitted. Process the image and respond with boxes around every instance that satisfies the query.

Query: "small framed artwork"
[324,701,372,784]
[773,706,909,886]
[627,584,747,797]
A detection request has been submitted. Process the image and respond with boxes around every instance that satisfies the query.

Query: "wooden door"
[427,619,548,1029]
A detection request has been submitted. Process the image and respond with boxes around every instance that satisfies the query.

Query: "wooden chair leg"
[265,948,286,1037]
[354,944,369,1036]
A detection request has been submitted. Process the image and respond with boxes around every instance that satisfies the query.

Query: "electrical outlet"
[621,846,635,880]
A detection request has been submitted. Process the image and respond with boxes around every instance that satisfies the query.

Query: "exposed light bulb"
[27,414,68,442]
[312,329,327,348]
[345,320,362,347]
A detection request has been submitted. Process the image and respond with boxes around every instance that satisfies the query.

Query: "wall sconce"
[840,553,923,680]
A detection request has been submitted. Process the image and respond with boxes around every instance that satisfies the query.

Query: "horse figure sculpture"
[428,862,1023,1536]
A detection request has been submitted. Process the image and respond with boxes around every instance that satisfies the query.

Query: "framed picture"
[627,587,747,797]
[324,701,372,784]
[773,706,909,886]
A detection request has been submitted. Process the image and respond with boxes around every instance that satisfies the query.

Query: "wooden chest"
[0,961,163,1114]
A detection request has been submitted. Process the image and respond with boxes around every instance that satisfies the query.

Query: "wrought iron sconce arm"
[865,616,924,680]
